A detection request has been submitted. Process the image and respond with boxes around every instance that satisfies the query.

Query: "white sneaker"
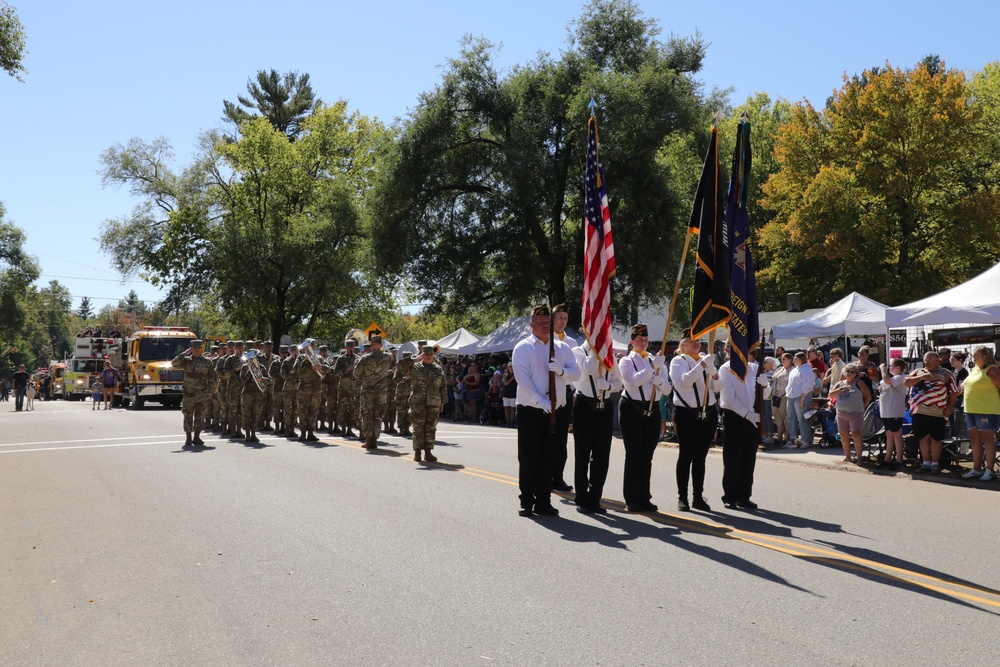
[762,437,774,445]
[793,438,803,447]
[962,469,984,479]
[982,470,997,481]
[799,440,811,449]
[783,442,798,449]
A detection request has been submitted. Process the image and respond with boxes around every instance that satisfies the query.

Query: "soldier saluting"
[171,339,216,449]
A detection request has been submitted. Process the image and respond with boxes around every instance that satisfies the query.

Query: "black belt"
[518,405,548,415]
[576,393,609,410]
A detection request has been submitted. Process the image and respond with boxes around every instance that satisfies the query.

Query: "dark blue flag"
[727,117,759,382]
[690,126,731,340]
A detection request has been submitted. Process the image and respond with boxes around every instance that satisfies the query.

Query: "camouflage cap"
[210,345,220,352]
[402,351,412,358]
[421,345,436,355]
[190,339,204,347]
[263,340,273,348]
[345,339,356,347]
[371,335,383,344]
[279,345,289,352]
[233,340,245,347]
[318,344,329,351]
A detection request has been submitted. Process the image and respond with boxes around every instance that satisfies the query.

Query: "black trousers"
[517,406,556,509]
[572,395,614,508]
[619,397,660,506]
[674,405,715,498]
[552,388,573,484]
[722,409,759,503]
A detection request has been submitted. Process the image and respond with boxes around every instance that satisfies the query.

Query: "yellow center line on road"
[333,432,1000,611]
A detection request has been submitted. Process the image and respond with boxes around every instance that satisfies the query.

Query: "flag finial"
[588,98,597,115]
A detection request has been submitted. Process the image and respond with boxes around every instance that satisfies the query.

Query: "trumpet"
[242,349,266,392]
[298,338,327,373]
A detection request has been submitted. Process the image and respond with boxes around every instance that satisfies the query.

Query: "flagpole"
[650,227,695,416]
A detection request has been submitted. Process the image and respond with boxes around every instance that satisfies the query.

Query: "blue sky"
[2,0,998,314]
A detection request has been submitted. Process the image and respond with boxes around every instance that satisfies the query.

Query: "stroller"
[812,407,839,448]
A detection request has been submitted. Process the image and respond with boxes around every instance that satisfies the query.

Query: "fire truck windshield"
[138,337,190,362]
[70,359,102,373]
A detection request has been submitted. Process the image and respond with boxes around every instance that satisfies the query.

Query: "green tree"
[77,296,93,320]
[99,99,391,345]
[0,1,27,82]
[118,289,149,316]
[35,280,73,360]
[0,202,39,368]
[368,0,710,325]
[758,59,1000,307]
[222,70,319,141]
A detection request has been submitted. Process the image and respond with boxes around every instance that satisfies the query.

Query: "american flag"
[582,113,616,370]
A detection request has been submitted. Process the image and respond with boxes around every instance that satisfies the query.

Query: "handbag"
[771,396,781,408]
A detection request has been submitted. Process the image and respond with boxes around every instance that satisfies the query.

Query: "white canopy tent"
[456,316,629,356]
[771,292,888,340]
[434,327,481,354]
[885,262,1000,327]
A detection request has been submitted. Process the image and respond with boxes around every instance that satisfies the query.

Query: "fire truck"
[47,361,67,399]
[63,335,123,401]
[117,326,197,409]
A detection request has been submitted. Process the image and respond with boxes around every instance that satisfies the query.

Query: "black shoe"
[552,481,573,493]
[692,496,711,511]
[626,504,649,513]
[735,500,758,510]
[722,497,738,509]
[642,502,658,512]
[192,435,205,446]
[677,498,691,512]
[577,505,596,515]
[518,508,534,517]
[592,504,608,514]
[182,442,194,450]
[533,504,559,516]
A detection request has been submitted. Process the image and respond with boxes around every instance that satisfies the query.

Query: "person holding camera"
[828,364,872,464]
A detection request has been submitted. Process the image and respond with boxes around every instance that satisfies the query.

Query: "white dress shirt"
[619,350,670,402]
[669,353,718,408]
[512,334,581,412]
[719,361,759,421]
[785,363,813,400]
[572,344,623,399]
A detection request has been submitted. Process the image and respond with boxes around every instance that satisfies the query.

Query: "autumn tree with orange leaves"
[756,57,1000,309]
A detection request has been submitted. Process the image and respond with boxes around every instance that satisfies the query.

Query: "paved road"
[1,400,997,666]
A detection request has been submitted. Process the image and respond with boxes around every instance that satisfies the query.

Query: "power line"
[26,250,122,275]
[39,273,141,283]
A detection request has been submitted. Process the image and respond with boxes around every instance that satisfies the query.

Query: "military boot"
[333,424,342,434]
[424,449,438,462]
[183,433,193,449]
[368,435,378,450]
[248,431,260,443]
[306,430,319,442]
[344,427,355,438]
[300,427,309,441]
[192,431,205,446]
[413,449,422,462]
[232,428,244,439]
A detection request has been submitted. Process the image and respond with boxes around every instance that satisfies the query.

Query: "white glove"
[651,375,664,387]
[756,374,769,388]
[745,411,760,426]
[547,361,563,376]
[652,354,666,370]
[594,377,611,392]
[701,357,716,374]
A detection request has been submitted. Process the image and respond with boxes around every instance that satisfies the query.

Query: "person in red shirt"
[807,346,828,377]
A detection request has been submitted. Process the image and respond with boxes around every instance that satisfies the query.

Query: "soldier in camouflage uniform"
[204,345,220,429]
[216,341,235,433]
[355,334,393,449]
[171,340,217,449]
[223,340,246,438]
[294,343,326,441]
[322,349,341,434]
[394,351,416,437]
[280,345,300,437]
[269,346,287,434]
[408,345,448,462]
[384,357,397,434]
[335,340,361,438]
[238,350,269,443]
[258,341,277,432]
